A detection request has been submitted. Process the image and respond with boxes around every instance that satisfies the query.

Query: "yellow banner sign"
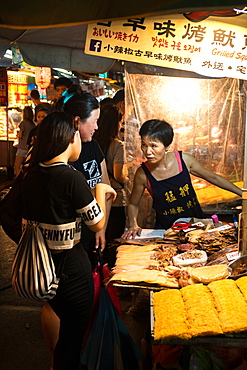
[85,14,247,79]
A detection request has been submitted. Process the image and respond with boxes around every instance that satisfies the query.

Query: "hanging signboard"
[81,79,105,97]
[7,71,28,106]
[0,68,7,105]
[35,67,51,89]
[85,14,247,79]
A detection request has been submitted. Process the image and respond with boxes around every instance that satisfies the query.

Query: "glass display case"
[0,107,22,167]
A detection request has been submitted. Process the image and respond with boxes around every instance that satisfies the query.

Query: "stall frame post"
[239,93,247,255]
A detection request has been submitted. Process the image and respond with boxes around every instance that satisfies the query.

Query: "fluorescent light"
[53,68,73,76]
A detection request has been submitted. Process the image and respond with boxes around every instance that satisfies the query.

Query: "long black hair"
[56,84,99,121]
[94,105,123,156]
[139,119,174,147]
[29,111,76,167]
[22,106,34,123]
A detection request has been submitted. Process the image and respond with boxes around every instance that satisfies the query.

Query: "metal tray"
[228,255,247,279]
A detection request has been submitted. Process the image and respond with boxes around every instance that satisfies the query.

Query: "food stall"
[124,73,245,227]
[0,68,31,173]
[110,220,247,368]
[84,14,247,365]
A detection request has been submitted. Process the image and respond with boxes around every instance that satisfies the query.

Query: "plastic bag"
[190,264,231,283]
[173,250,207,268]
[189,347,228,370]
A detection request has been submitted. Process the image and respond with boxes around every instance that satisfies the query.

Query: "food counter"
[110,220,247,366]
[111,222,239,289]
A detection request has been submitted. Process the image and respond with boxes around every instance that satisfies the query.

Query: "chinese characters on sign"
[8,72,28,106]
[35,67,51,89]
[0,68,7,105]
[85,14,247,79]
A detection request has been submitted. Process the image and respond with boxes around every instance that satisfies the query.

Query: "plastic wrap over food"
[190,264,231,284]
[172,250,207,267]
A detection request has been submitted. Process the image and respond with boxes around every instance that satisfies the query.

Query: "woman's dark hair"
[54,77,73,89]
[30,89,40,100]
[56,84,99,121]
[23,106,34,122]
[29,111,76,167]
[100,97,113,109]
[112,89,124,104]
[93,105,123,156]
[139,119,174,147]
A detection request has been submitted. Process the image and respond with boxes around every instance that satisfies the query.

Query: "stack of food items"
[110,222,238,288]
[153,277,247,341]
[164,223,238,256]
[111,243,181,288]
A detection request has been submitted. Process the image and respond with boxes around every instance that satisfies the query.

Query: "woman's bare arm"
[122,167,146,239]
[182,152,242,196]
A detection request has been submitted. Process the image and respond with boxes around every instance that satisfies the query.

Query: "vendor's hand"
[121,226,142,240]
[95,229,106,252]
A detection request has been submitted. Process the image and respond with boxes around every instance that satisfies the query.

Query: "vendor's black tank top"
[141,151,204,229]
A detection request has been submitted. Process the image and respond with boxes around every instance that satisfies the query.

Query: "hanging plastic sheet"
[124,67,247,228]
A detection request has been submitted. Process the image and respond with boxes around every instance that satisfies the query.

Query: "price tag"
[226,251,240,261]
[207,224,232,232]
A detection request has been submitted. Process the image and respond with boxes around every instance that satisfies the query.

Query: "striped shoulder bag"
[11,166,68,302]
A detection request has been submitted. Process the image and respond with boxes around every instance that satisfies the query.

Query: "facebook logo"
[89,39,102,52]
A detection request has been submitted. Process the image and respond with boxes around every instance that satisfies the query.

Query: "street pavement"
[0,225,51,370]
[0,166,151,370]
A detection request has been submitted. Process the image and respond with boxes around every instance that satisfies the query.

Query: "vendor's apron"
[141,151,205,229]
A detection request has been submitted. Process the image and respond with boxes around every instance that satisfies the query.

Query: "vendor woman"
[122,119,242,239]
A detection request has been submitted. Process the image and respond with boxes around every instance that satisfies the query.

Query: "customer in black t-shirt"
[23,111,116,370]
[42,85,113,368]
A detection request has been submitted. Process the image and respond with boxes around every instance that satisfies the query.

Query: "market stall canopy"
[1,1,246,29]
[0,25,118,73]
[0,2,246,73]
